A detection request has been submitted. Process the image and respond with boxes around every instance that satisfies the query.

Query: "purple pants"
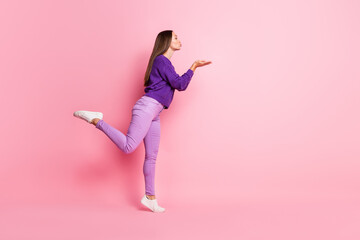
[95,95,165,196]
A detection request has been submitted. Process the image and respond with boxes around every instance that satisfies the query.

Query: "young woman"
[73,30,212,213]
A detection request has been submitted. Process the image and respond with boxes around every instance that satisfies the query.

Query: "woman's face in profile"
[170,32,182,51]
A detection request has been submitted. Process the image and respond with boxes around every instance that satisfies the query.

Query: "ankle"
[146,195,156,200]
[92,118,100,125]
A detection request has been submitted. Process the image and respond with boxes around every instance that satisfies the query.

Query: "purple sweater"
[144,54,194,109]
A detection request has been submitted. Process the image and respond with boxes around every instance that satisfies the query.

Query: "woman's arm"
[161,63,194,91]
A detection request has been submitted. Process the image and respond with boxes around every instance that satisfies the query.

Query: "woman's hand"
[195,60,212,68]
[190,60,212,72]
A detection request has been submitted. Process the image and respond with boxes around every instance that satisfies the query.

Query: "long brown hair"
[144,30,173,87]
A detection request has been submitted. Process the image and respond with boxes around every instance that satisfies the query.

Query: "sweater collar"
[159,54,171,63]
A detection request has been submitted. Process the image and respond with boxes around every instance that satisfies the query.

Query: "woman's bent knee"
[123,145,136,154]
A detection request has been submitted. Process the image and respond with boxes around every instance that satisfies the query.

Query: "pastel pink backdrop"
[1,0,359,239]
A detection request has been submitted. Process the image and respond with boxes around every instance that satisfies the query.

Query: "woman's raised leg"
[95,102,156,154]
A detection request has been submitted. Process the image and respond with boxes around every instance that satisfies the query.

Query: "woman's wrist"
[190,63,197,72]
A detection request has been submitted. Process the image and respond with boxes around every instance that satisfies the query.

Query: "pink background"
[1,0,359,239]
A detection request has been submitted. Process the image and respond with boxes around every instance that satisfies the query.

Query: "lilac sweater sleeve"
[160,61,194,91]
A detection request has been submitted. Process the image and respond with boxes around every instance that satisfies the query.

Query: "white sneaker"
[141,195,166,213]
[73,110,103,123]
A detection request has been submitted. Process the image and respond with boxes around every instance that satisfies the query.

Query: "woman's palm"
[196,60,212,67]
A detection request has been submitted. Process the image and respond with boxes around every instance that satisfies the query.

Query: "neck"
[163,50,174,60]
